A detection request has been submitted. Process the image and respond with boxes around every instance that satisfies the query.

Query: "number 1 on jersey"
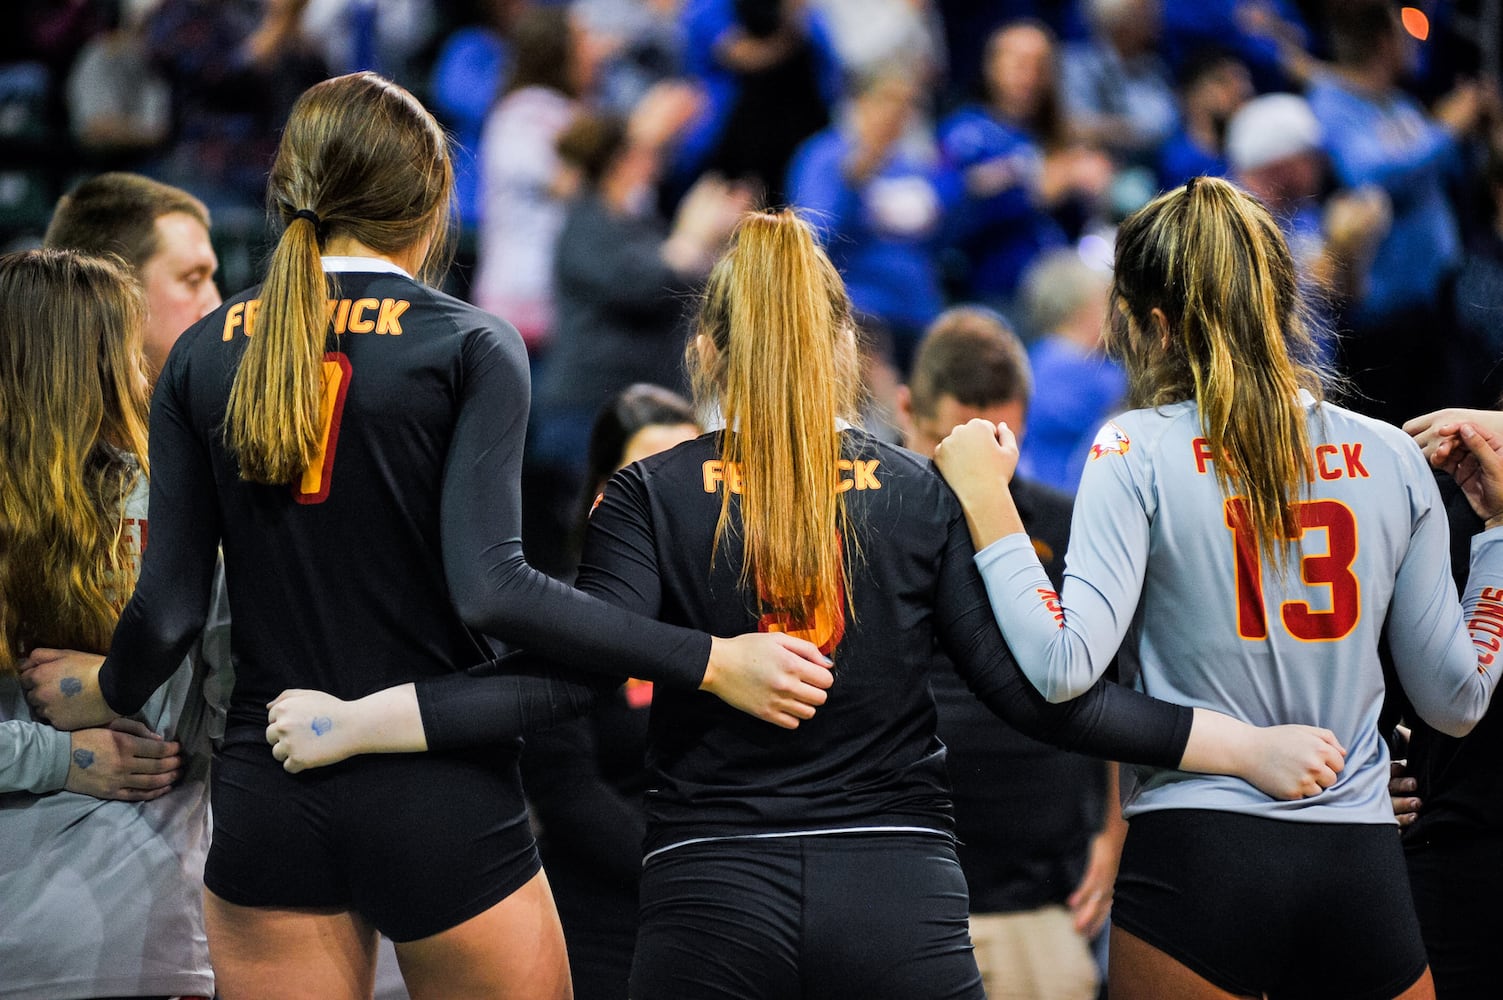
[295,352,352,505]
[1225,497,1360,641]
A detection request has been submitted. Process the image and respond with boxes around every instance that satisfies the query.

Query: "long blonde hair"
[1108,176,1323,570]
[0,249,149,673]
[690,210,863,628]
[226,72,454,484]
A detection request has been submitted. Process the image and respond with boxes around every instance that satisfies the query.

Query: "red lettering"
[1315,444,1341,481]
[1193,437,1215,475]
[1342,443,1369,479]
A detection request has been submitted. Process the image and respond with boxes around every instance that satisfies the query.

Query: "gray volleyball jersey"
[975,393,1503,825]
[0,477,230,1000]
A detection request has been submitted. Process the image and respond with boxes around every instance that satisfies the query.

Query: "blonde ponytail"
[1109,176,1324,572]
[692,210,863,627]
[225,213,326,484]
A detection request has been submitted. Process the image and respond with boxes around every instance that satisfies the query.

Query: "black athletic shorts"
[630,830,984,1000]
[1113,809,1428,1000]
[1405,833,1503,999]
[204,734,539,942]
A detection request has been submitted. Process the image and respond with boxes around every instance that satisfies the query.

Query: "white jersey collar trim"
[320,256,413,279]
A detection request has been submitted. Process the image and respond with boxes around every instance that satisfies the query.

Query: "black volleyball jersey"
[541,429,1192,857]
[98,261,711,734]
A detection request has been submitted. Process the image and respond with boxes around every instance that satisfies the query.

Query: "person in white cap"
[1228,92,1389,315]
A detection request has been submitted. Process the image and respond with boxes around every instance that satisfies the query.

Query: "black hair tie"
[1185,175,1202,194]
[291,208,324,237]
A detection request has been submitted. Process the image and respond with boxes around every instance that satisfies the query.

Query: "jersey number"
[756,537,847,655]
[294,352,353,505]
[1224,497,1360,641]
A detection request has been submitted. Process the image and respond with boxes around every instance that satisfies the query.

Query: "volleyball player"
[936,176,1503,999]
[258,208,1347,1000]
[21,72,833,1000]
[1,249,226,1000]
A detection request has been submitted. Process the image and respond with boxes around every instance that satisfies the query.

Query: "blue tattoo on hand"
[72,749,95,769]
[60,677,83,697]
[311,716,333,736]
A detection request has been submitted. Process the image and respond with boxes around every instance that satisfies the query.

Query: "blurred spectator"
[789,63,959,371]
[143,0,326,212]
[472,6,594,354]
[1308,0,1489,424]
[1015,247,1120,494]
[0,1,115,244]
[1226,92,1390,351]
[299,0,438,82]
[935,0,1088,103]
[65,0,171,168]
[1159,0,1313,91]
[526,105,749,575]
[1060,0,1177,165]
[1155,48,1252,189]
[937,20,1112,313]
[676,0,842,201]
[815,0,947,82]
[575,0,685,113]
[428,0,523,234]
[522,384,700,1000]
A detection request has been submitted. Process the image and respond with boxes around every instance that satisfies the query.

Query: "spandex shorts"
[1113,809,1427,1000]
[204,734,539,942]
[630,830,984,1000]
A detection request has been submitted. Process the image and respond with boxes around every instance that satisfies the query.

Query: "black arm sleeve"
[418,460,674,748]
[98,350,222,715]
[417,655,619,750]
[438,323,710,688]
[933,502,1193,768]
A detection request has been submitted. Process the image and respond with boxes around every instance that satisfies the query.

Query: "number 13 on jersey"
[1225,497,1360,642]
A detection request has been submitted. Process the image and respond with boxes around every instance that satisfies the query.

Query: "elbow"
[1426,708,1480,740]
[1041,673,1091,704]
[1416,691,1487,739]
[1430,715,1477,740]
[450,584,500,633]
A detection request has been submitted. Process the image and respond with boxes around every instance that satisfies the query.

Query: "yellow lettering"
[222,301,245,341]
[376,298,409,336]
[347,298,379,334]
[331,298,352,335]
[702,460,724,494]
[243,299,261,337]
[853,459,881,490]
[836,459,854,493]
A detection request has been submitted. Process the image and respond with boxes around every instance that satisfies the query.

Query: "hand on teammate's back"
[701,633,834,730]
[65,718,183,801]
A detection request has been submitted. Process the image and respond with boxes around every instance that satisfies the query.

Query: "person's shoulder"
[845,428,953,499]
[165,282,263,371]
[1312,399,1422,456]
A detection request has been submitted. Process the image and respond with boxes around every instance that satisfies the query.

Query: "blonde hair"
[0,249,149,673]
[1108,176,1323,570]
[226,72,454,484]
[690,210,863,628]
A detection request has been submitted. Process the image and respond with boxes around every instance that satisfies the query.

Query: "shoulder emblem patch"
[1089,422,1131,460]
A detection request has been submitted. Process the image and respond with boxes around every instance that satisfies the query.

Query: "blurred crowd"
[2,0,1501,563]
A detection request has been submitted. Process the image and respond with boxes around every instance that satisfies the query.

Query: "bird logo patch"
[1089,422,1131,460]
